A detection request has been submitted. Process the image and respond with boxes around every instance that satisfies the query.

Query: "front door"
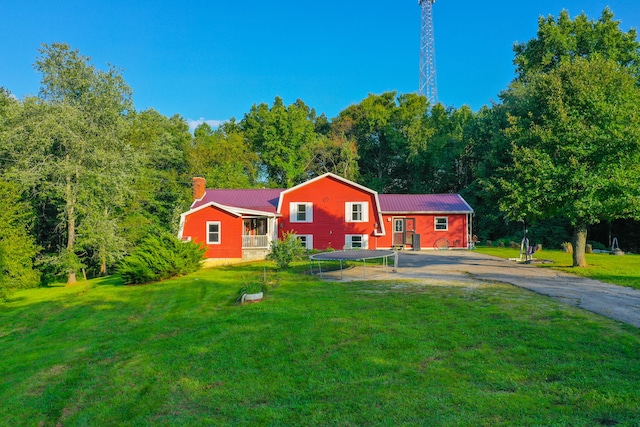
[393,218,416,247]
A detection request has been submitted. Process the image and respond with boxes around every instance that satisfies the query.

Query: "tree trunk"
[100,252,108,276]
[572,223,588,267]
[66,167,77,285]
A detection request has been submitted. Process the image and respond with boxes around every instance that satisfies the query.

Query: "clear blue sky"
[1,1,638,130]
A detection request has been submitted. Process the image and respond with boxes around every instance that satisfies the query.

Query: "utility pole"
[418,0,438,105]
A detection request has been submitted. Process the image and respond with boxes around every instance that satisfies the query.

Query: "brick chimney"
[192,176,206,200]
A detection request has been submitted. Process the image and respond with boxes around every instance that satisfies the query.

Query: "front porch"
[241,217,275,259]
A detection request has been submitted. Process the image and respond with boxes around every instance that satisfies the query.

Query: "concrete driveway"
[332,250,640,328]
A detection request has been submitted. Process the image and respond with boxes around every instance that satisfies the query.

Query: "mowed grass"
[475,246,640,290]
[1,262,640,426]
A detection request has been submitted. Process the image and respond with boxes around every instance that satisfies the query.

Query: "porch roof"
[193,189,283,214]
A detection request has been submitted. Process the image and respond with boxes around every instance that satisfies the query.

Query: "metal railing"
[242,235,269,249]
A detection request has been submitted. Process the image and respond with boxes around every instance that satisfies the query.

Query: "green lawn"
[1,262,639,426]
[475,246,640,290]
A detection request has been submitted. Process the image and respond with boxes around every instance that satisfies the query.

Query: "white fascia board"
[180,201,277,223]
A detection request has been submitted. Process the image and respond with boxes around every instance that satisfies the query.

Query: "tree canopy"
[501,9,640,266]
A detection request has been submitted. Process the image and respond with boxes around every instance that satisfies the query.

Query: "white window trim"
[297,234,313,250]
[206,221,221,244]
[345,202,369,223]
[345,234,369,249]
[290,202,313,223]
[435,217,448,231]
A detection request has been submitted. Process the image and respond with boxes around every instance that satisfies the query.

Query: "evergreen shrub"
[118,232,205,285]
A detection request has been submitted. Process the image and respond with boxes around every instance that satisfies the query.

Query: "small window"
[207,221,221,244]
[297,235,313,250]
[290,202,313,223]
[435,217,448,231]
[345,202,368,223]
[345,234,368,249]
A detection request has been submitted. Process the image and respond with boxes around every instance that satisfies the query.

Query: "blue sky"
[1,1,638,130]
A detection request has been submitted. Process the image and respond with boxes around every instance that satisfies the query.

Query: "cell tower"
[418,0,438,105]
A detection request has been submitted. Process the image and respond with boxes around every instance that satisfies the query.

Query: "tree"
[2,43,136,283]
[125,109,193,241]
[498,8,640,266]
[499,57,640,266]
[241,97,318,188]
[334,92,417,192]
[187,122,259,188]
[513,8,640,81]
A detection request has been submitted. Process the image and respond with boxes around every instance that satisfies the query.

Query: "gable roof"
[275,172,379,213]
[379,194,473,214]
[192,189,283,214]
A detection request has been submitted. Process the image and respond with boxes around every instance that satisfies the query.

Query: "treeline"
[1,8,639,297]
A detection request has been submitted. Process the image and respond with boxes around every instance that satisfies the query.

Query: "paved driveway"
[333,251,640,328]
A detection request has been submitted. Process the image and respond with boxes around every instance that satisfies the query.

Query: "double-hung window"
[290,202,313,223]
[345,234,368,249]
[434,217,448,231]
[345,202,368,222]
[297,235,313,250]
[206,221,221,244]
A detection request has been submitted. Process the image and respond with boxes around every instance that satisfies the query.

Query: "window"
[435,217,448,231]
[290,202,313,223]
[345,234,368,249]
[345,202,369,222]
[206,221,221,244]
[297,235,313,250]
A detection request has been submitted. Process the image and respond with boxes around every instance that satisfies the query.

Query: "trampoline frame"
[309,250,398,280]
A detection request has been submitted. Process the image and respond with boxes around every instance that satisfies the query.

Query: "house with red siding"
[178,173,473,263]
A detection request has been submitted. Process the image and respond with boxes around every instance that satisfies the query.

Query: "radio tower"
[418,0,438,105]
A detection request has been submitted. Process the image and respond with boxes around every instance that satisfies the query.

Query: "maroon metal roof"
[192,189,283,213]
[190,187,472,215]
[379,194,473,213]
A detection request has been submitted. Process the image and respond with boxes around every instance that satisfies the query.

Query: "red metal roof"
[379,194,473,213]
[191,187,472,215]
[192,189,283,213]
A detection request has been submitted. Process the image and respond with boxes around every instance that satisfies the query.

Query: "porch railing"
[242,235,269,249]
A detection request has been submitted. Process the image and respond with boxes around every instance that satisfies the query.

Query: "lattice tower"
[418,0,438,105]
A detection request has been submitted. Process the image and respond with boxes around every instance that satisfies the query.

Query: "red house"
[178,173,474,263]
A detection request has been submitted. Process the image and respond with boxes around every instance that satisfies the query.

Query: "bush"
[118,232,205,285]
[0,181,40,301]
[267,231,305,269]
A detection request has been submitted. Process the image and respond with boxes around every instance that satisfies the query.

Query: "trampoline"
[309,250,398,280]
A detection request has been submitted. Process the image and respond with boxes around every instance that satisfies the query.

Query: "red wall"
[181,205,243,258]
[377,213,468,249]
[279,176,380,250]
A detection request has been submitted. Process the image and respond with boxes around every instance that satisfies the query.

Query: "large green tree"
[125,109,192,241]
[499,57,640,266]
[2,43,136,283]
[187,121,258,188]
[498,8,640,266]
[513,8,640,81]
[241,97,318,188]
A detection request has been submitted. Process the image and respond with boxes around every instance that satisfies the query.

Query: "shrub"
[118,232,205,285]
[267,231,305,269]
[0,181,40,301]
